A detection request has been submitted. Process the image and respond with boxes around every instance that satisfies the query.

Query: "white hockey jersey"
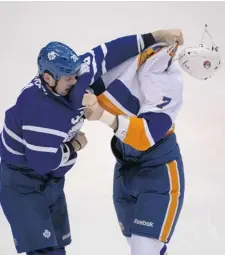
[92,44,183,151]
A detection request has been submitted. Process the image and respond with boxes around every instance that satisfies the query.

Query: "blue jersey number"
[156,96,172,109]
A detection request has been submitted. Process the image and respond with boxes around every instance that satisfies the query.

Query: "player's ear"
[43,72,55,87]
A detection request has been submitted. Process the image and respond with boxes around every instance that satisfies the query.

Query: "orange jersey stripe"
[165,124,175,136]
[137,47,162,68]
[123,117,151,151]
[97,93,124,115]
[160,160,180,242]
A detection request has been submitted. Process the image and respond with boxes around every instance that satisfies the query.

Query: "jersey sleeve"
[114,113,173,151]
[80,33,156,84]
[69,34,156,110]
[88,33,156,82]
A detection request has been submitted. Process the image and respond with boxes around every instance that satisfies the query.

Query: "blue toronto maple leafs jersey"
[0,34,155,177]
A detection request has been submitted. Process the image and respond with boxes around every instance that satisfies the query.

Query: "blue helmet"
[37,41,81,80]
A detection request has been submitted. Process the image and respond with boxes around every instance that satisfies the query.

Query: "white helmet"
[178,25,221,80]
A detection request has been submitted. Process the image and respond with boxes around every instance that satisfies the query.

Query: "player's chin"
[62,89,70,96]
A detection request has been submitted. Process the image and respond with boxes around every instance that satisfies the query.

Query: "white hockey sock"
[126,237,131,247]
[130,234,167,255]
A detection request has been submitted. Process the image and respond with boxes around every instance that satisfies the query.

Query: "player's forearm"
[93,33,156,74]
[25,141,77,175]
[110,117,118,130]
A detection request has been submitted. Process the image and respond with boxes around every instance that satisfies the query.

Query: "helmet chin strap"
[52,80,59,94]
[200,24,218,51]
[164,40,179,71]
[43,71,61,95]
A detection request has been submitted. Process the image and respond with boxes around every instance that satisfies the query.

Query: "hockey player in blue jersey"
[0,29,182,255]
[83,29,221,255]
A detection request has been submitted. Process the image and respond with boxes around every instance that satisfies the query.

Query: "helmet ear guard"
[177,25,221,80]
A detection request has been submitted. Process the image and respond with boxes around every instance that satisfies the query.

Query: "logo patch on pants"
[62,232,71,240]
[134,219,154,227]
[43,229,51,239]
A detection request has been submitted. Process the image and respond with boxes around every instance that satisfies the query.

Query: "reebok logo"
[62,232,71,240]
[134,219,154,227]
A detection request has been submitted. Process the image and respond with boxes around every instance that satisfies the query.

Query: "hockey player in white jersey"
[83,27,221,255]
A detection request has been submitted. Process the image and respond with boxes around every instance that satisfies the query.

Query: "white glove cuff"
[114,115,130,141]
[99,110,116,126]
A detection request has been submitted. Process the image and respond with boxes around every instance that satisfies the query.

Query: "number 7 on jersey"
[156,96,172,109]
